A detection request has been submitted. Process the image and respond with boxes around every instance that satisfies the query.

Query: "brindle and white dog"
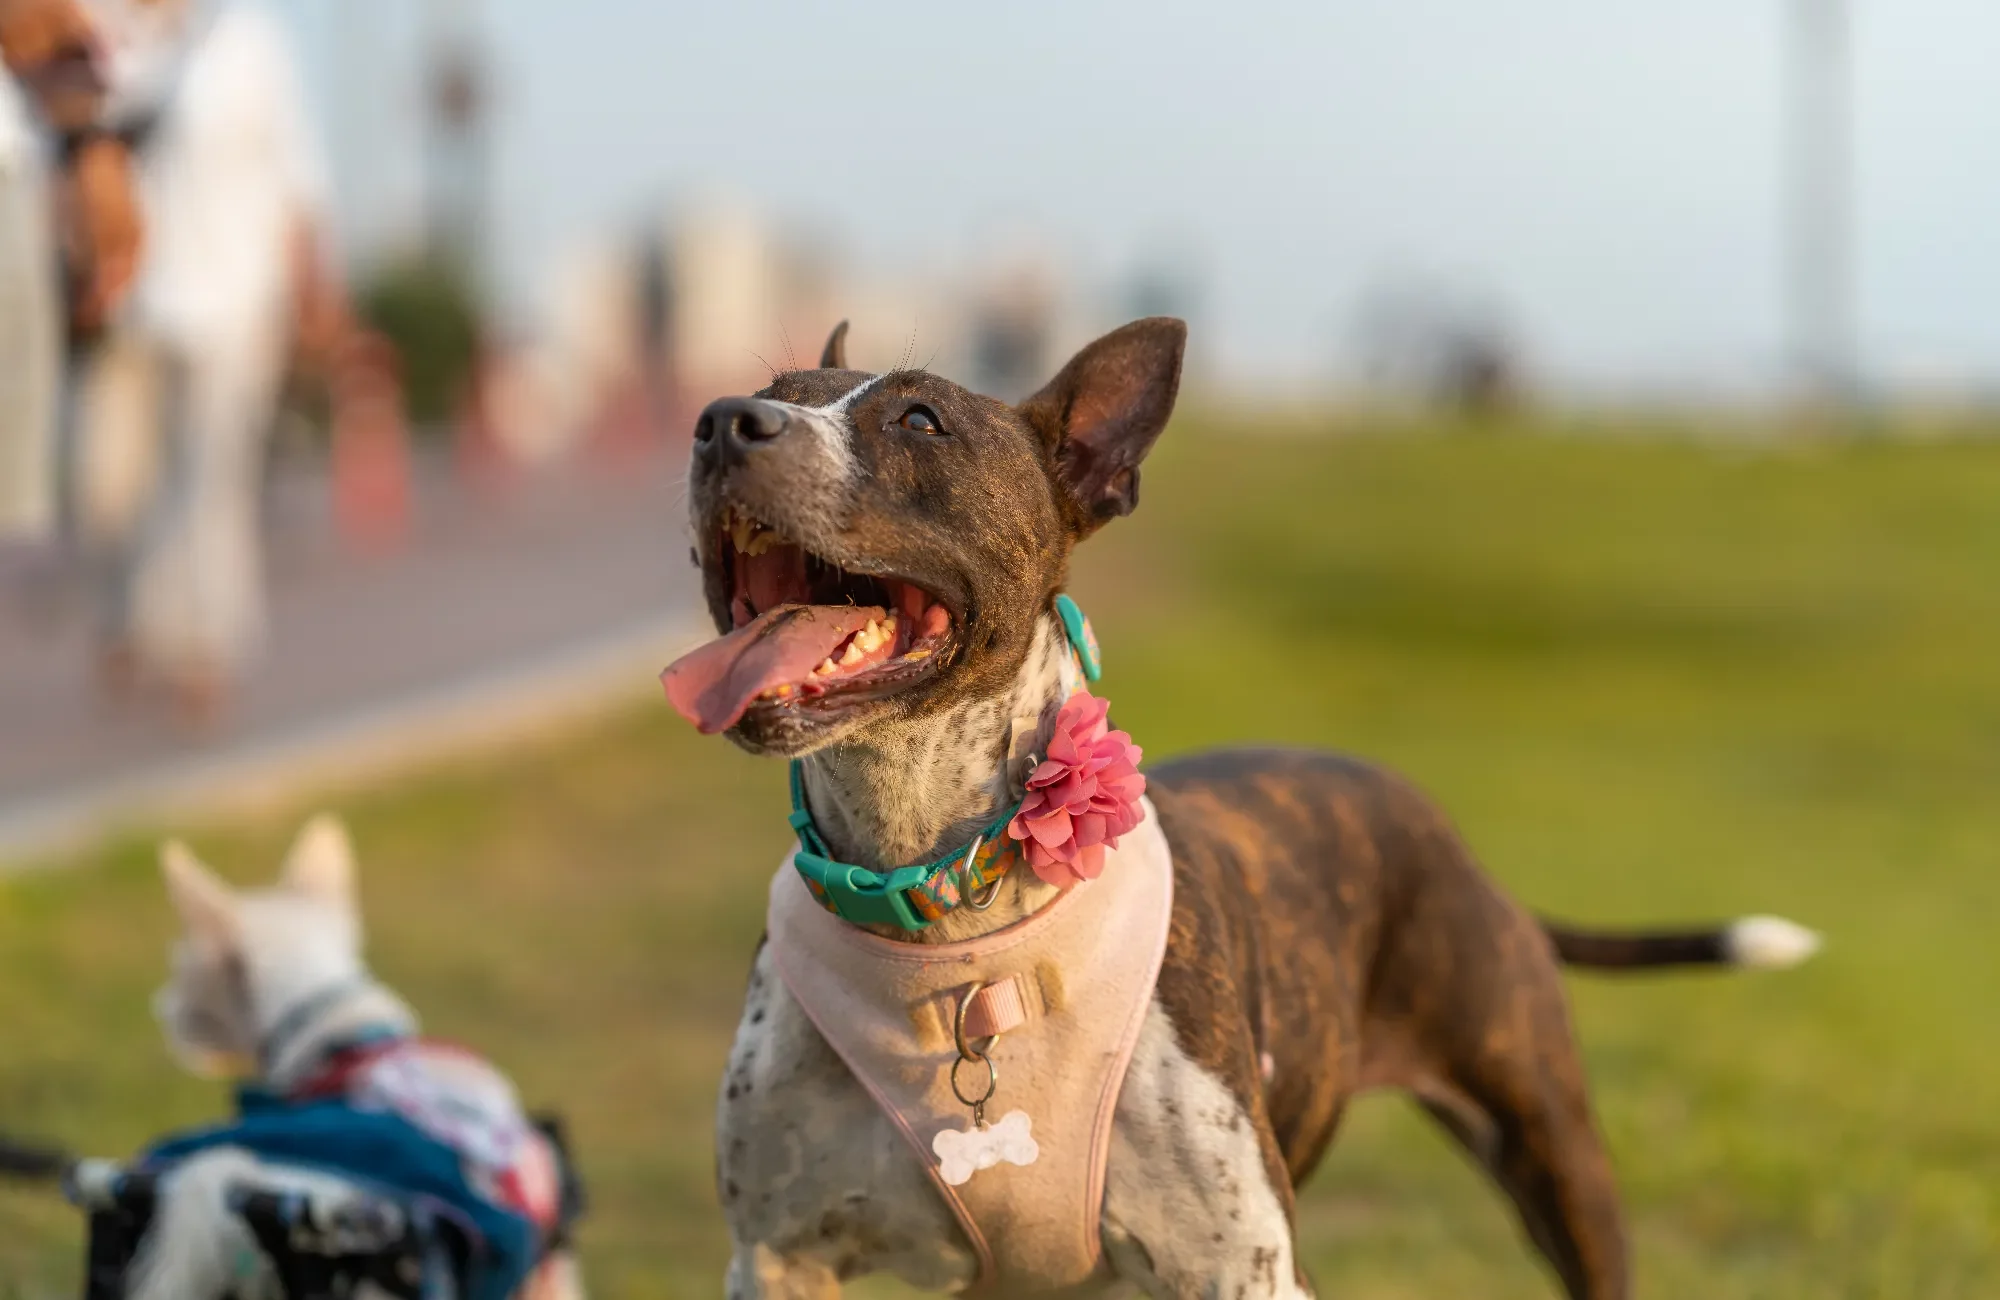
[677,318,1817,1300]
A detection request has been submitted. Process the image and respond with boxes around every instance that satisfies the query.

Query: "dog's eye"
[898,405,944,435]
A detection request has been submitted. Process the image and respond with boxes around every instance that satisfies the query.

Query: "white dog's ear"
[281,814,356,910]
[160,841,240,950]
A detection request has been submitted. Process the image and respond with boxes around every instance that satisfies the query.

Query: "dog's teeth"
[840,640,867,666]
[815,658,837,676]
[743,531,776,557]
[903,649,930,661]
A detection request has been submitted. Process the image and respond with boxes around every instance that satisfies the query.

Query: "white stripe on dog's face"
[764,374,885,487]
[824,374,887,414]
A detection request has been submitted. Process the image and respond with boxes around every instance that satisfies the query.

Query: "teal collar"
[786,594,1100,931]
[787,762,1024,930]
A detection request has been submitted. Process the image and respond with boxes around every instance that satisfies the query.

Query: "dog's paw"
[933,1110,1039,1186]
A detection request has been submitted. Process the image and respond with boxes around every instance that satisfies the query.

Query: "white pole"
[1788,0,1856,406]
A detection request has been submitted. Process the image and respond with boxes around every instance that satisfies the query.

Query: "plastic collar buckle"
[791,852,931,930]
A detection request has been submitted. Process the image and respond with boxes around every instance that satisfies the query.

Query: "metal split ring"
[951,982,1001,1107]
[950,1052,998,1109]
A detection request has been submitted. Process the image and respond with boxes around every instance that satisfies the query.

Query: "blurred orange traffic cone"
[330,333,412,552]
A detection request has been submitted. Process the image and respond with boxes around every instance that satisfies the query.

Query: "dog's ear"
[819,320,850,369]
[280,814,356,912]
[1018,317,1185,537]
[161,841,240,951]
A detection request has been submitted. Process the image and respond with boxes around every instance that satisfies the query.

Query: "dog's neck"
[258,973,419,1093]
[799,612,1074,944]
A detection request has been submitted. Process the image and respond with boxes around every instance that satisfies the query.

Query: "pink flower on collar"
[1007,691,1146,889]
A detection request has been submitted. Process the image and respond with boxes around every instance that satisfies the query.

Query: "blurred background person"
[0,42,61,542]
[0,0,140,544]
[63,0,388,724]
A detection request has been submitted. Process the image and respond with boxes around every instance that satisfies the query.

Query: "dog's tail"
[0,1131,72,1184]
[1541,914,1820,972]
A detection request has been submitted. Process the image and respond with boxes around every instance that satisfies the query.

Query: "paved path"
[0,450,701,865]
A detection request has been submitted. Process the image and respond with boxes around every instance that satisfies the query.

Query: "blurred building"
[662,198,832,401]
[477,198,1126,467]
[480,240,643,467]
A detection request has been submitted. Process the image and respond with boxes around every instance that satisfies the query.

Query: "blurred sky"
[280,0,1999,395]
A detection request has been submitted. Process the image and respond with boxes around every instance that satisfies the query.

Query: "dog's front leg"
[719,946,981,1296]
[1100,1005,1313,1300]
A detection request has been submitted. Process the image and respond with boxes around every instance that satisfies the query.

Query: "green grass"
[6,417,2000,1297]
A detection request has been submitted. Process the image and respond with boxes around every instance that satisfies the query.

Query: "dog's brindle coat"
[699,320,1704,1299]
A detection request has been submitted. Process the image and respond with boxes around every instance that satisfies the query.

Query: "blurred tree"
[356,257,482,428]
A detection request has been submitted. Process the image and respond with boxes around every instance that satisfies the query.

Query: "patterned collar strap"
[788,597,1101,931]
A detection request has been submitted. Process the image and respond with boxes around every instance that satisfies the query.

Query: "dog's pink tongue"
[660,603,884,734]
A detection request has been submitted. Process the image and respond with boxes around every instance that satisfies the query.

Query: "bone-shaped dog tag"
[933,1110,1039,1187]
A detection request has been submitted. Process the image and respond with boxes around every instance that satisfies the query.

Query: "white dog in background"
[132,815,584,1300]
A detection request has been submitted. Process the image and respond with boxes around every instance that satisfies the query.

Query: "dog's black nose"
[695,396,789,451]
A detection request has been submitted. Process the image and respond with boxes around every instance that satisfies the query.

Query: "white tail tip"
[1725,915,1821,969]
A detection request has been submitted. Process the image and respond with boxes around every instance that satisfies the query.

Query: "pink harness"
[766,799,1174,1291]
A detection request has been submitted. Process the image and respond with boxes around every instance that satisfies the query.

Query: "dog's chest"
[759,808,1173,1290]
[718,952,1305,1299]
[717,818,1307,1299]
[717,944,979,1291]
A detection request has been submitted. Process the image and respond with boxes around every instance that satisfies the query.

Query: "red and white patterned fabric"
[293,1039,562,1233]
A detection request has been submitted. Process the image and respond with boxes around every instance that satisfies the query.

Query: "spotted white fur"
[717,944,976,1296]
[1100,1010,1308,1299]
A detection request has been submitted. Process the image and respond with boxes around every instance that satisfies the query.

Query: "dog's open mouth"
[660,506,957,734]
